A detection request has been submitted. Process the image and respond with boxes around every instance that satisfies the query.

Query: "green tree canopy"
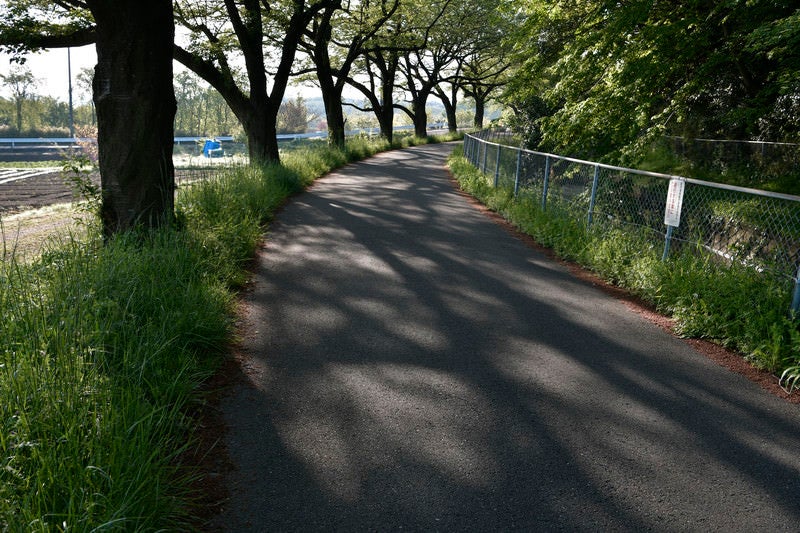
[503,0,800,161]
[0,64,38,131]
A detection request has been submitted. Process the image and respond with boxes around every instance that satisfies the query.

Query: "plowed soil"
[0,170,83,215]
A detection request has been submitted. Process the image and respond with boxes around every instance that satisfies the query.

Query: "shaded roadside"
[206,143,800,531]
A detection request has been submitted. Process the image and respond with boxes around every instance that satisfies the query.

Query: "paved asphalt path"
[209,143,800,531]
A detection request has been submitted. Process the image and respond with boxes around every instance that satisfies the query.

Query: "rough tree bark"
[435,78,460,133]
[88,0,177,237]
[319,68,347,149]
[411,98,428,138]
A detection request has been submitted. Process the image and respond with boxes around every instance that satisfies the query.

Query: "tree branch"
[0,25,97,50]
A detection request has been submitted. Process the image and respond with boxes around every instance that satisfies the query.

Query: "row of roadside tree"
[0,0,514,237]
[5,2,795,237]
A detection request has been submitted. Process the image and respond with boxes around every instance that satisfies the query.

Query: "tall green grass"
[449,148,800,384]
[1,135,454,529]
[1,231,230,529]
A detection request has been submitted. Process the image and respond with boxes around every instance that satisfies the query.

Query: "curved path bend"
[210,143,800,531]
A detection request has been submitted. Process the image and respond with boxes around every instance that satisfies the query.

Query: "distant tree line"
[0,64,93,136]
[0,65,313,138]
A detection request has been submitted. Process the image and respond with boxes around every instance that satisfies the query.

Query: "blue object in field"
[202,139,224,158]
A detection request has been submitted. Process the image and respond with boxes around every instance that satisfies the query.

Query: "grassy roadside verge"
[447,147,800,391]
[0,134,459,530]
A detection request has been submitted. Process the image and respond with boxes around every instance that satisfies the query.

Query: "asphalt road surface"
[209,143,800,531]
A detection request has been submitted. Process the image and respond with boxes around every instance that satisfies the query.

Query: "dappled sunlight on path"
[210,144,800,531]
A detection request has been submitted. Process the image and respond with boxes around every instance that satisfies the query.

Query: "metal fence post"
[471,137,477,166]
[471,137,477,164]
[469,137,475,164]
[542,155,551,211]
[662,225,674,261]
[791,264,800,316]
[467,136,473,163]
[494,144,502,187]
[587,164,600,226]
[481,141,488,174]
[513,147,522,196]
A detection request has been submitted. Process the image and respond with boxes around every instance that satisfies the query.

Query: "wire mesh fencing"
[174,164,240,186]
[463,132,800,313]
[664,137,800,189]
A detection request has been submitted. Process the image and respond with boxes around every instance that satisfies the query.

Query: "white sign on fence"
[664,178,686,227]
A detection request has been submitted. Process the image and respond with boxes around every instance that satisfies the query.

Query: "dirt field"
[0,162,234,216]
[0,168,83,215]
[0,166,232,260]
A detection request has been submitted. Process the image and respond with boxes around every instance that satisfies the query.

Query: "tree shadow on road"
[207,144,800,531]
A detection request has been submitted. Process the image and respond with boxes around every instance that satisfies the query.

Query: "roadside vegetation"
[448,147,800,392]
[1,0,796,526]
[0,133,460,530]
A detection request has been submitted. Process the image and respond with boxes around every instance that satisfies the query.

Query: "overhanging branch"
[0,25,97,50]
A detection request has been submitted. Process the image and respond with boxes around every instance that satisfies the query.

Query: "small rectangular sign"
[664,178,685,227]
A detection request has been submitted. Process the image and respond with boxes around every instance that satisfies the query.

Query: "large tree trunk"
[89,0,176,238]
[474,96,486,129]
[441,96,457,132]
[378,68,396,143]
[240,101,280,164]
[245,121,278,163]
[324,90,347,149]
[412,98,428,138]
[348,54,396,143]
[311,15,347,150]
[318,70,346,149]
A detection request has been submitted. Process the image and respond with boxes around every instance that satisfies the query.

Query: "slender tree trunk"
[88,0,176,238]
[438,83,459,132]
[14,99,22,132]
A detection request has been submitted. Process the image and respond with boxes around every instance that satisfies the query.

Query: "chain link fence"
[664,137,800,189]
[464,130,800,313]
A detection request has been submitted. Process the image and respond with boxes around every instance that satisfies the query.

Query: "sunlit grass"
[0,135,450,529]
[0,161,63,168]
